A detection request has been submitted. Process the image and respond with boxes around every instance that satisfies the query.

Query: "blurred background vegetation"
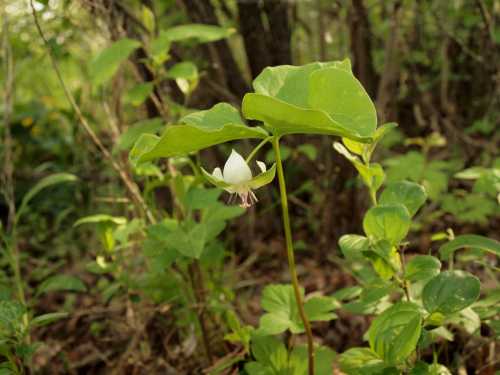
[1,0,499,373]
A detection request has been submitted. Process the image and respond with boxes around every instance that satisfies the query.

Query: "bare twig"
[30,0,156,224]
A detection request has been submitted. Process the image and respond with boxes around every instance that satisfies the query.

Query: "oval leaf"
[89,38,140,86]
[379,181,427,217]
[439,234,500,260]
[363,204,411,245]
[242,61,375,141]
[37,275,87,295]
[422,270,480,315]
[368,302,423,365]
[404,255,441,282]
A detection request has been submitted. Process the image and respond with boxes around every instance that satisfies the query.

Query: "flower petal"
[223,149,252,185]
[256,160,267,173]
[212,167,224,180]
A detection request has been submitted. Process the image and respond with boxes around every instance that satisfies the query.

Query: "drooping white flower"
[202,149,276,208]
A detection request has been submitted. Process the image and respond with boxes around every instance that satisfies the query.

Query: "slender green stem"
[272,136,315,375]
[245,136,272,164]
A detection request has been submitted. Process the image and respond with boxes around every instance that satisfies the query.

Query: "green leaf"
[130,104,267,164]
[258,284,300,335]
[339,348,398,375]
[257,284,336,335]
[338,234,370,261]
[181,102,246,128]
[404,255,441,282]
[37,275,87,295]
[30,312,68,327]
[303,296,338,322]
[410,361,452,375]
[115,118,163,152]
[309,67,376,137]
[73,214,126,227]
[123,82,154,106]
[363,204,411,245]
[89,38,140,86]
[242,61,375,141]
[167,61,198,80]
[379,181,427,217]
[289,345,335,375]
[333,142,385,192]
[439,234,500,260]
[0,300,26,335]
[165,222,206,259]
[368,302,423,365]
[16,173,78,223]
[246,335,288,374]
[422,271,480,315]
[163,24,235,43]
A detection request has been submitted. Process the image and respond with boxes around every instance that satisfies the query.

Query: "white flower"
[202,149,276,208]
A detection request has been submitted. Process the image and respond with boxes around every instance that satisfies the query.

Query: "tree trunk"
[348,0,378,98]
[237,1,272,77]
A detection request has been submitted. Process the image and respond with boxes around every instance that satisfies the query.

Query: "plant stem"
[245,136,272,163]
[272,136,315,375]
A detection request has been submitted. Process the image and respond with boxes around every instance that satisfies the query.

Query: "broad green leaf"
[16,173,78,223]
[242,61,376,141]
[163,24,235,43]
[422,271,480,315]
[257,284,336,335]
[303,296,338,322]
[167,61,198,80]
[248,335,288,373]
[37,275,87,295]
[115,118,163,152]
[379,181,427,217]
[289,345,335,375]
[130,104,267,164]
[368,302,423,365]
[73,214,126,227]
[182,103,246,128]
[338,234,370,260]
[339,348,398,375]
[89,38,140,86]
[30,312,68,327]
[404,255,441,282]
[258,284,300,335]
[363,204,411,245]
[123,82,154,106]
[309,67,376,137]
[439,234,500,259]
